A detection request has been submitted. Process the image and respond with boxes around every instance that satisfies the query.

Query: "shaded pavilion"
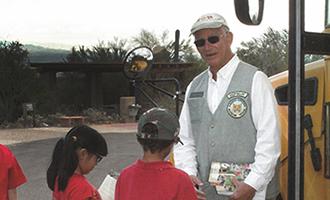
[30,62,193,109]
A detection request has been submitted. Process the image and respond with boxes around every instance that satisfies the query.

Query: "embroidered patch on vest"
[226,91,249,119]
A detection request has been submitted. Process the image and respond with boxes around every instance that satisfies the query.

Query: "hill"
[24,44,70,62]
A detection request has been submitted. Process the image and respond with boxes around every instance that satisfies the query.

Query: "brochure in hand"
[98,172,118,200]
[208,162,251,196]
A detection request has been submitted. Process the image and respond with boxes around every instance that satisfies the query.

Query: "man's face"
[193,28,233,70]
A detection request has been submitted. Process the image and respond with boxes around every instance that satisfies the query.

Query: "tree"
[66,38,129,63]
[305,54,323,64]
[236,28,288,76]
[61,39,130,113]
[106,38,129,62]
[0,41,41,122]
[131,29,162,51]
[62,30,204,114]
[65,46,90,63]
[131,29,196,63]
[88,39,129,62]
[236,28,325,76]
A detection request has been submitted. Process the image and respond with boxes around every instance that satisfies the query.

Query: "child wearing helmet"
[114,107,197,200]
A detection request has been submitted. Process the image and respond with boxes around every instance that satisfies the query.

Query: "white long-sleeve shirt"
[174,55,281,199]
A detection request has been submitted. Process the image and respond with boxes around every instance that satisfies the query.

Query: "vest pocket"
[188,98,203,122]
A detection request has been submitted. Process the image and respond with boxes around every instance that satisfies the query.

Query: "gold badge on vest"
[226,91,248,119]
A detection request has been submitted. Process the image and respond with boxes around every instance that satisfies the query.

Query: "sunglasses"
[194,35,221,47]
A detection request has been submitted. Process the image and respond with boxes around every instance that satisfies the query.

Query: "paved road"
[8,132,141,200]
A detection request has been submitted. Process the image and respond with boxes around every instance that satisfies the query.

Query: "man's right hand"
[190,175,207,200]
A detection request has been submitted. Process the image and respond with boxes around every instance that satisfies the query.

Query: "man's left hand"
[229,178,256,200]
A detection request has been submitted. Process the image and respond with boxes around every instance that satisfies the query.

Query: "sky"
[0,0,325,51]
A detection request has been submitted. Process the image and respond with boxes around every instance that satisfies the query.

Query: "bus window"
[305,0,325,32]
[275,77,318,105]
[326,0,330,28]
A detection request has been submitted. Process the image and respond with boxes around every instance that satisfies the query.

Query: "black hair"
[46,125,108,191]
[137,123,173,153]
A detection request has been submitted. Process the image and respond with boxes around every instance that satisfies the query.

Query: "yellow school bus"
[270,58,330,200]
[234,0,330,199]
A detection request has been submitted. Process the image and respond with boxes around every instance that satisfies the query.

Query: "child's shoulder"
[0,144,14,158]
[70,173,89,184]
[165,164,191,178]
[118,161,139,175]
[168,166,190,177]
[163,167,194,187]
[0,144,11,152]
[64,174,100,199]
[68,174,97,192]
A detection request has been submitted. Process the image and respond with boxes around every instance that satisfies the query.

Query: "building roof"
[30,62,194,73]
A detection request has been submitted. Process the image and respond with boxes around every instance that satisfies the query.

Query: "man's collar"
[207,55,240,81]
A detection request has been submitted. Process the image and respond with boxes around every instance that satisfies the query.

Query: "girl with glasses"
[47,125,108,200]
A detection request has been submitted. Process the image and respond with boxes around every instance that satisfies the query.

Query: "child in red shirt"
[0,144,27,200]
[115,108,197,200]
[47,125,108,200]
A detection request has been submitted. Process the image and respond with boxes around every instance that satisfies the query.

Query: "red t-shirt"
[115,160,197,200]
[0,144,27,200]
[53,173,101,200]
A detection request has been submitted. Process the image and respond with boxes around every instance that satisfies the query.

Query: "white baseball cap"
[190,13,229,35]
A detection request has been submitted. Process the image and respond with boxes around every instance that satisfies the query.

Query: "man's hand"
[229,178,256,200]
[189,175,207,200]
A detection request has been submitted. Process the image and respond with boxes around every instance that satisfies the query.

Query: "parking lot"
[4,124,140,199]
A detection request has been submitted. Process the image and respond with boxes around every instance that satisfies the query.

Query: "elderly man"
[174,13,280,200]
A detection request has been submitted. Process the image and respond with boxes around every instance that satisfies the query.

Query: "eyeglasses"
[94,153,103,163]
[173,137,184,145]
[194,35,221,47]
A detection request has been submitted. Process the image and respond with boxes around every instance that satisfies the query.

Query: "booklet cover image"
[208,162,251,195]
